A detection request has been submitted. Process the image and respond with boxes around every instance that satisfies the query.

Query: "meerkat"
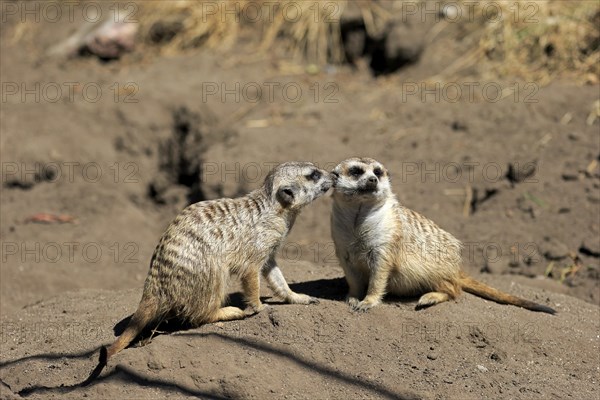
[99,161,332,363]
[330,157,555,314]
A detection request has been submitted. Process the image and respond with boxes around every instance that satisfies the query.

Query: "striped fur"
[102,161,332,362]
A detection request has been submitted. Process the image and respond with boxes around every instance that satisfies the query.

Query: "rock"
[477,365,489,373]
[490,351,506,362]
[580,239,600,258]
[561,173,580,181]
[82,11,138,59]
[147,358,164,370]
[451,120,468,132]
[506,160,538,184]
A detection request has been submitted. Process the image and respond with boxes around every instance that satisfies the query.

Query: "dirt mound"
[1,268,598,400]
[1,1,599,398]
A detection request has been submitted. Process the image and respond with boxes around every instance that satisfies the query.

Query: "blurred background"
[2,0,599,312]
[3,0,598,309]
[0,1,599,397]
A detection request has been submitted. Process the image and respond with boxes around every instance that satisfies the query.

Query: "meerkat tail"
[459,274,556,314]
[84,297,159,385]
[105,297,159,359]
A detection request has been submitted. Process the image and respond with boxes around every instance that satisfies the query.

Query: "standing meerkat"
[101,161,332,362]
[330,157,555,314]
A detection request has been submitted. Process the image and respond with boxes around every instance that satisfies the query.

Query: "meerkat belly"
[348,202,398,277]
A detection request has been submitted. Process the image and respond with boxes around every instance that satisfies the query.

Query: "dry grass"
[473,0,599,84]
[137,0,597,83]
[10,0,599,82]
[136,0,377,63]
[136,0,245,53]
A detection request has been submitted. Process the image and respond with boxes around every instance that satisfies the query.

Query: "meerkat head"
[331,157,391,202]
[264,162,332,211]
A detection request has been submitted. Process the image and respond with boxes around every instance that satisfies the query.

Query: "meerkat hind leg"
[416,280,460,310]
[207,306,247,322]
[416,292,450,310]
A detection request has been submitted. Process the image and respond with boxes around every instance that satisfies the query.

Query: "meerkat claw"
[415,300,435,310]
[251,303,268,313]
[346,296,360,308]
[290,293,319,305]
[352,300,376,312]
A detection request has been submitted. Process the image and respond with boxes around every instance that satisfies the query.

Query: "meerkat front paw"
[352,299,379,312]
[289,293,319,305]
[346,295,360,308]
[246,303,267,315]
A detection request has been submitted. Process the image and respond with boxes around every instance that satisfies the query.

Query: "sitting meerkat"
[100,161,333,363]
[330,157,555,314]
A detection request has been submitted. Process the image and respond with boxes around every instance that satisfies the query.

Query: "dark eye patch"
[307,170,321,182]
[373,167,383,177]
[348,166,364,178]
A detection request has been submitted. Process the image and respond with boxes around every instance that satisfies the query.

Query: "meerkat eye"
[307,170,321,182]
[348,166,364,178]
[373,167,383,177]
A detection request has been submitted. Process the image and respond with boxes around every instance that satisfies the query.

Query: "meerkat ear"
[276,186,295,207]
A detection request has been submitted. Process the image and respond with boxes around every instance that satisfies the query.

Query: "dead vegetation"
[10,0,598,81]
[134,0,598,83]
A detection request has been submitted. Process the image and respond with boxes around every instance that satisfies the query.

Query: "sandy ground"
[1,2,599,399]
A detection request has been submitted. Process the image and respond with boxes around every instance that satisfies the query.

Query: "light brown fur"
[97,162,332,365]
[331,157,556,314]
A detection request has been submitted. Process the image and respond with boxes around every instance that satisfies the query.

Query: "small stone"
[507,160,538,184]
[147,359,164,370]
[561,173,579,181]
[477,365,488,373]
[580,239,600,258]
[427,353,438,360]
[451,120,467,131]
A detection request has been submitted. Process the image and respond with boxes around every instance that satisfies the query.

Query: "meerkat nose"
[330,172,339,186]
[368,176,377,184]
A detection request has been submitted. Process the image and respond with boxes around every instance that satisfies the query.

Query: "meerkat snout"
[331,157,390,199]
[268,163,332,210]
[365,175,378,190]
